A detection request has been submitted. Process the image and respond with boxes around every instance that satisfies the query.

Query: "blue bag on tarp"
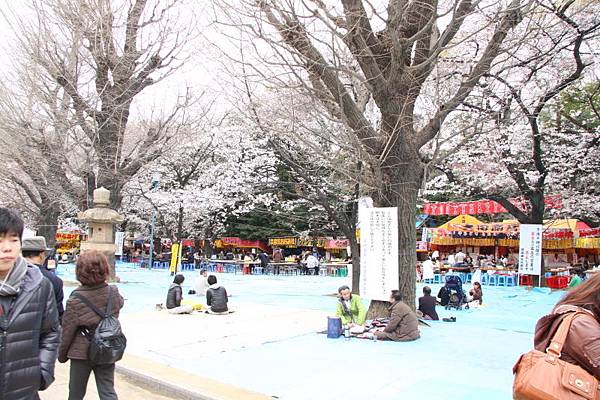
[327,316,342,338]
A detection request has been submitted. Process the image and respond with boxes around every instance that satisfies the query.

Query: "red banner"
[324,239,350,249]
[579,228,600,238]
[423,195,562,216]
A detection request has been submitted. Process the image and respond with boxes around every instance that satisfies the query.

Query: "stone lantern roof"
[78,187,124,224]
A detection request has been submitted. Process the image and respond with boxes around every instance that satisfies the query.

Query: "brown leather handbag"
[513,312,600,400]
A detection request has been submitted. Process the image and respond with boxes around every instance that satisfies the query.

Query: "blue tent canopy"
[416,214,430,229]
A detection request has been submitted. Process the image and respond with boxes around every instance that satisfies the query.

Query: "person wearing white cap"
[22,236,64,321]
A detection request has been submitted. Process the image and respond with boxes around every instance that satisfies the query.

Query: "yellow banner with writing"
[170,243,179,273]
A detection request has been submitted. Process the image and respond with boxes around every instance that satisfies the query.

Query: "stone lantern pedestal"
[78,187,124,282]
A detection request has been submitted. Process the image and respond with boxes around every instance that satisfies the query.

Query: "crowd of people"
[334,285,420,341]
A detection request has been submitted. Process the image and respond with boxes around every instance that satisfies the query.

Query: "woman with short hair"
[58,250,124,400]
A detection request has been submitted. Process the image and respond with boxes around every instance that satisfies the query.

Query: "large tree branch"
[258,2,380,153]
[416,0,525,148]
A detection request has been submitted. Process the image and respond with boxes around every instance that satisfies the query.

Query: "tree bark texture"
[375,147,422,310]
[36,205,60,248]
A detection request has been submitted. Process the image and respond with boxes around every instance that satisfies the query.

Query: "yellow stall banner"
[170,243,179,274]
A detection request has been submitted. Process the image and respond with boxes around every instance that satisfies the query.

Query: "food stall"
[55,229,86,262]
[214,237,270,255]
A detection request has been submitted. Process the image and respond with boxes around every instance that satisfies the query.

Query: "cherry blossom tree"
[429,1,600,225]
[213,0,532,307]
[121,114,278,248]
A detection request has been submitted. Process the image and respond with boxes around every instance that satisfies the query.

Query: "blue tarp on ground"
[56,263,564,400]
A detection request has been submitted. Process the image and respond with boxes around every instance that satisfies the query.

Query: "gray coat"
[206,285,228,313]
[0,266,61,400]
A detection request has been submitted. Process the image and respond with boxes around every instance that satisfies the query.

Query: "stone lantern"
[78,187,124,281]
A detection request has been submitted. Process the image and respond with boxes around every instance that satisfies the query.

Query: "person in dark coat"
[418,286,439,320]
[374,290,420,341]
[22,236,65,321]
[0,208,60,400]
[258,250,269,273]
[206,275,228,313]
[165,274,193,314]
[58,250,124,400]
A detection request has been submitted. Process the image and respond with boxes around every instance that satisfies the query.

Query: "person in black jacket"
[166,274,193,314]
[0,208,60,400]
[418,286,439,320]
[206,275,228,314]
[22,236,65,322]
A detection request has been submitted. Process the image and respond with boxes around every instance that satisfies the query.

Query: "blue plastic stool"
[466,273,473,283]
[433,274,443,284]
[481,274,488,285]
[462,273,470,283]
[505,275,516,286]
[487,274,498,286]
[497,275,507,287]
[254,266,263,275]
[423,279,433,284]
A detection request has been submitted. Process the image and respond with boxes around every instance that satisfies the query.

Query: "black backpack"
[72,286,127,365]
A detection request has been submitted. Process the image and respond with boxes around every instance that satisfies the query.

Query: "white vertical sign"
[518,224,542,275]
[114,231,125,256]
[359,207,399,301]
[421,227,430,242]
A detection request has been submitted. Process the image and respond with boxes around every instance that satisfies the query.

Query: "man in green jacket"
[335,285,367,326]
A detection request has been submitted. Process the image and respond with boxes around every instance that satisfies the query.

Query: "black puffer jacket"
[206,285,228,313]
[0,265,61,400]
[166,284,182,309]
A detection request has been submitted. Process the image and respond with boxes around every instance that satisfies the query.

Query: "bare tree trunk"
[203,239,213,258]
[36,206,60,248]
[395,185,419,310]
[376,148,422,310]
[177,204,184,241]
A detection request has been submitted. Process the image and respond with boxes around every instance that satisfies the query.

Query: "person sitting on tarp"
[418,286,439,320]
[373,290,420,342]
[335,285,367,327]
[206,275,229,314]
[166,274,193,314]
[437,286,450,307]
[467,281,483,307]
[194,269,209,297]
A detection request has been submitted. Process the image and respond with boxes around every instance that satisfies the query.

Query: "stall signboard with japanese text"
[518,224,542,276]
[359,207,399,301]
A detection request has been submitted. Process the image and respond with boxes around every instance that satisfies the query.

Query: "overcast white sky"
[0,0,236,117]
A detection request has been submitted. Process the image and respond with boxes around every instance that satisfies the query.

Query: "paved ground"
[53,264,563,400]
[40,360,175,400]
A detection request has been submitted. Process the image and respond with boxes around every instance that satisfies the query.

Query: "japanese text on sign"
[518,224,542,276]
[359,207,399,301]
